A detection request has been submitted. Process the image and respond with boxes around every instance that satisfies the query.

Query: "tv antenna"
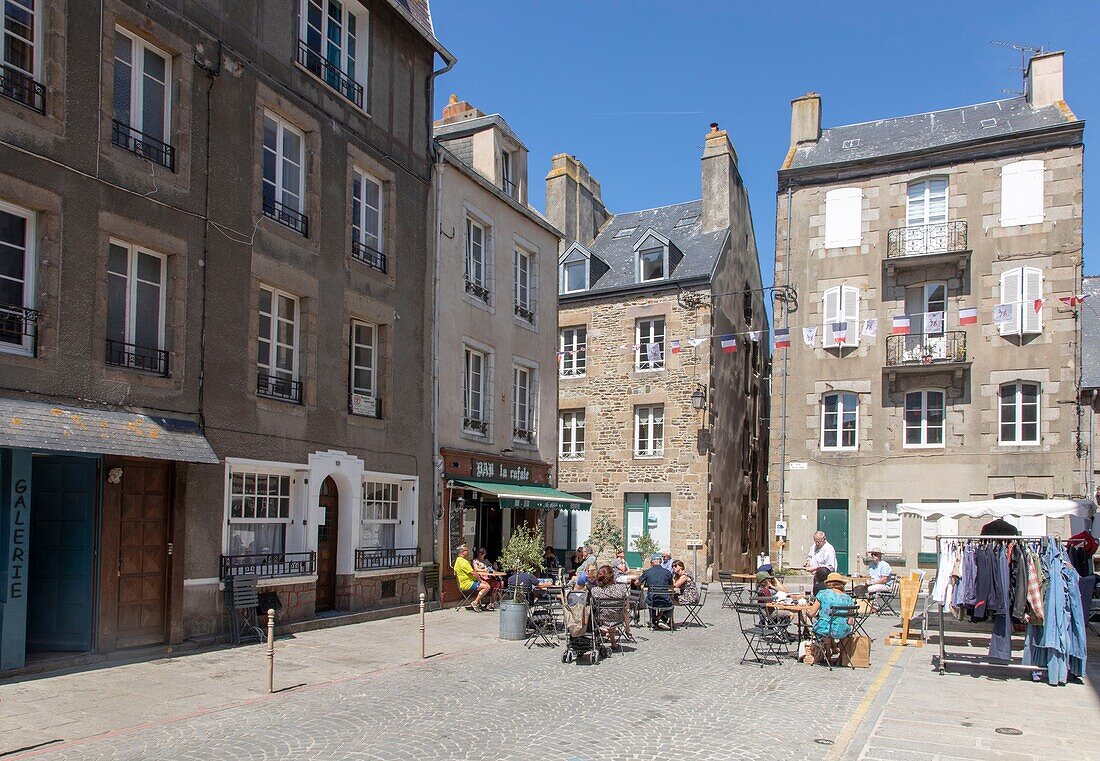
[990,40,1045,95]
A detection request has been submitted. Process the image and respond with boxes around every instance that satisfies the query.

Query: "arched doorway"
[316,476,339,612]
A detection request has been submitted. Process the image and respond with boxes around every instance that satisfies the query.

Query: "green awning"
[452,479,592,511]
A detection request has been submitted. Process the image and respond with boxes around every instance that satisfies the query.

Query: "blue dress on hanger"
[1022,537,1087,685]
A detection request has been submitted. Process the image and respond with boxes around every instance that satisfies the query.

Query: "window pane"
[565,261,585,291]
[113,35,133,124]
[133,279,161,349]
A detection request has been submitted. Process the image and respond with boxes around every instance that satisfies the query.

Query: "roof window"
[841,138,861,150]
[613,227,637,239]
[674,214,699,228]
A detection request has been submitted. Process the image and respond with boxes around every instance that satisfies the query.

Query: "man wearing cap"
[867,549,892,595]
[639,554,675,629]
[803,531,838,594]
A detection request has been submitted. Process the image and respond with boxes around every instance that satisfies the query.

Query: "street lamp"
[691,383,707,412]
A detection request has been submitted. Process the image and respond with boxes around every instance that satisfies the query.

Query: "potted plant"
[631,532,660,563]
[497,523,544,640]
[586,515,623,565]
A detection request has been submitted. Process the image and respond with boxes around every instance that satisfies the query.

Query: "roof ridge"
[613,199,701,216]
[822,96,1025,132]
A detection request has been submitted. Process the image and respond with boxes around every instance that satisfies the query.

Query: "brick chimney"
[790,92,821,146]
[545,154,610,247]
[435,93,484,126]
[701,122,739,234]
[1026,51,1065,108]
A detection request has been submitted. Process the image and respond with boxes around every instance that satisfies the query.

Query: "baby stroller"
[560,589,601,664]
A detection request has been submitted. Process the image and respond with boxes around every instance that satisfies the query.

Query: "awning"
[898,498,1095,521]
[0,397,219,464]
[452,479,592,511]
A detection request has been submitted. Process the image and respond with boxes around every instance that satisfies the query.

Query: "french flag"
[774,329,791,349]
[891,316,910,335]
[720,334,738,353]
[670,340,682,354]
[958,307,978,325]
[1060,294,1090,307]
[832,322,847,345]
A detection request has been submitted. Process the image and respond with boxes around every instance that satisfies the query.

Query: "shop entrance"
[27,455,98,653]
[315,477,339,612]
[475,499,504,560]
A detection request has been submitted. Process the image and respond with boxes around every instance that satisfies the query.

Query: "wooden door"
[315,477,338,612]
[817,499,850,575]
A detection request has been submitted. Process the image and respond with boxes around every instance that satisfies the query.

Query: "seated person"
[639,554,675,629]
[473,547,503,600]
[671,560,699,606]
[866,549,892,595]
[610,549,630,577]
[756,569,796,603]
[660,551,674,572]
[807,572,856,657]
[541,546,561,574]
[453,544,491,611]
[506,568,554,600]
[573,546,597,586]
[569,546,585,573]
[588,565,630,650]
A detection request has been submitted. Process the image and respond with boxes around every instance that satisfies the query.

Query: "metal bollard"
[265,608,275,693]
[419,592,426,659]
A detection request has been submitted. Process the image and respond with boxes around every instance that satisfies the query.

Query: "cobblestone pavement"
[3,602,898,761]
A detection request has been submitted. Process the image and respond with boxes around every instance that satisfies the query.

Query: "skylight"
[613,227,637,239]
[841,138,861,150]
[674,214,699,228]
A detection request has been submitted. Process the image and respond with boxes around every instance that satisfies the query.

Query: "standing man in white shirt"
[804,531,838,593]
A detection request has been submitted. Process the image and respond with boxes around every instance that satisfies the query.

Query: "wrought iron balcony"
[465,279,490,303]
[559,364,586,378]
[349,392,382,418]
[463,416,489,436]
[0,303,40,354]
[351,239,387,273]
[262,195,309,237]
[354,546,419,571]
[513,427,535,444]
[887,221,968,258]
[559,449,585,462]
[257,371,303,403]
[514,302,534,323]
[885,331,967,368]
[502,177,517,197]
[111,120,176,171]
[297,40,364,108]
[105,339,170,376]
[0,66,45,114]
[220,551,316,580]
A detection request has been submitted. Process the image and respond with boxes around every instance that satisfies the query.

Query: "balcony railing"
[354,546,420,571]
[886,331,967,367]
[514,302,534,323]
[257,371,303,403]
[105,339,170,376]
[349,392,382,419]
[111,120,176,171]
[263,196,309,237]
[220,551,316,580]
[513,427,535,445]
[351,240,387,273]
[463,416,489,436]
[887,221,968,258]
[559,449,585,462]
[297,40,364,108]
[0,66,45,114]
[0,304,40,354]
[465,279,490,303]
[502,177,517,197]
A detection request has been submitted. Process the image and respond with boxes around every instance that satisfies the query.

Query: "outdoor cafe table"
[765,601,816,641]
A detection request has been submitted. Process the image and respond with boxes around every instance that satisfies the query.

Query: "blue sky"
[430,0,1098,293]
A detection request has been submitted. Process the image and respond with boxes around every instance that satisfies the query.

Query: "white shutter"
[843,286,861,347]
[824,188,861,248]
[823,286,841,345]
[999,268,1021,336]
[1022,266,1043,334]
[1001,160,1045,226]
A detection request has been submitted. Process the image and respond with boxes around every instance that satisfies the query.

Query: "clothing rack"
[932,534,1056,676]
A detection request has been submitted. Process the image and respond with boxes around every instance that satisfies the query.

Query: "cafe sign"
[473,459,532,484]
[499,497,570,511]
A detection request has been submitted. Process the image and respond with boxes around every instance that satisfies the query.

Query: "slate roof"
[573,200,727,296]
[386,0,452,63]
[1081,276,1100,390]
[786,97,1079,171]
[0,397,219,463]
[434,114,526,150]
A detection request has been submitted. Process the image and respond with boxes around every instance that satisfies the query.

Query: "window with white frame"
[0,200,36,356]
[637,246,667,282]
[257,285,300,400]
[1000,160,1044,227]
[634,404,664,458]
[464,217,489,302]
[821,392,858,450]
[906,177,948,227]
[559,409,585,460]
[560,248,588,294]
[512,363,536,444]
[106,240,167,373]
[999,382,1040,445]
[360,481,398,549]
[999,266,1043,336]
[262,111,307,232]
[635,317,665,371]
[2,0,40,103]
[866,502,902,555]
[463,346,488,435]
[113,27,172,161]
[559,326,586,377]
[228,470,293,557]
[824,187,861,248]
[822,285,860,347]
[349,320,378,417]
[298,0,368,108]
[351,168,384,271]
[513,248,534,323]
[904,389,945,448]
[501,149,515,197]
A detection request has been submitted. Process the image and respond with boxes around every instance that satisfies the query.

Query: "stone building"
[552,125,768,574]
[770,52,1085,574]
[0,0,453,672]
[430,96,581,595]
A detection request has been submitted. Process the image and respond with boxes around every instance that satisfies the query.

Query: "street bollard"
[419,592,426,659]
[265,608,275,693]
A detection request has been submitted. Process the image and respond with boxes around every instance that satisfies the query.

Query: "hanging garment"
[931,542,955,605]
[1010,541,1028,622]
[1023,539,1088,685]
[961,544,978,608]
[988,544,1012,661]
[972,545,995,622]
[1025,550,1044,623]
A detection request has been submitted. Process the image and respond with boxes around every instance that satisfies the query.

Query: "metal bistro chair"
[226,574,265,644]
[718,571,741,609]
[680,582,708,627]
[645,585,676,631]
[816,604,860,671]
[591,595,632,655]
[527,592,558,648]
[628,587,646,625]
[733,601,786,667]
[871,574,900,616]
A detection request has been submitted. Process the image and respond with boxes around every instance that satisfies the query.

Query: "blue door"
[27,456,98,652]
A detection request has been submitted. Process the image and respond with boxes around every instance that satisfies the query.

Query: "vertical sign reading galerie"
[1,449,31,670]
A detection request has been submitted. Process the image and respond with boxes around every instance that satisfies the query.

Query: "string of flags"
[553,294,1092,357]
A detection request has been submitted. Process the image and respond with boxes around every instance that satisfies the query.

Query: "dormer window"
[501,149,516,197]
[638,247,666,281]
[560,248,588,294]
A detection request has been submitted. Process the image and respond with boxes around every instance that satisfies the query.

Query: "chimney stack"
[790,92,821,146]
[701,123,739,233]
[545,154,610,247]
[1026,51,1065,108]
[436,93,483,126]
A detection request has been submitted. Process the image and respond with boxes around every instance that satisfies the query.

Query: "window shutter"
[824,188,861,248]
[1001,161,1044,226]
[1022,266,1043,334]
[842,286,861,347]
[999,268,1021,336]
[823,286,841,345]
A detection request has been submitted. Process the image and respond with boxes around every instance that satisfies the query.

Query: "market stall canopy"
[451,479,592,511]
[898,498,1095,521]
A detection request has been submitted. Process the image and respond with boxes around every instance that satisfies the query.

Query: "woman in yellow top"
[453,545,491,611]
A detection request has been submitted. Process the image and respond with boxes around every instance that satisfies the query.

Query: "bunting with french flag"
[832,322,847,345]
[774,328,791,349]
[1034,298,1046,314]
[958,307,978,325]
[891,316,910,335]
[1060,294,1090,307]
[720,334,738,353]
[670,339,682,355]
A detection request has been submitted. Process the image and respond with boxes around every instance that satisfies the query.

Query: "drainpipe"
[777,183,792,569]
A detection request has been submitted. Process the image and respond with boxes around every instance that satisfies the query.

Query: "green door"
[816,499,849,575]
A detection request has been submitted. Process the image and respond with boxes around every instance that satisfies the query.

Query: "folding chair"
[645,585,676,631]
[225,574,265,644]
[872,574,900,616]
[526,594,558,648]
[816,604,860,671]
[733,602,786,667]
[718,571,739,609]
[591,596,632,655]
[628,587,646,625]
[680,582,708,627]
